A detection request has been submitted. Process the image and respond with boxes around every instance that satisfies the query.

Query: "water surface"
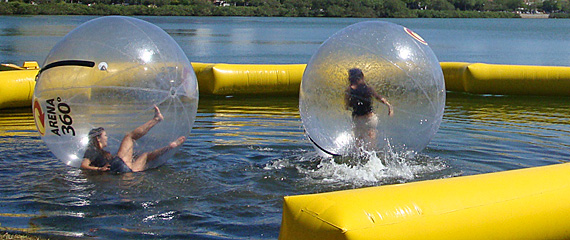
[1,16,570,239]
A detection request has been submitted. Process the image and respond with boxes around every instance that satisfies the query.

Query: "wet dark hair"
[348,68,364,84]
[88,127,104,139]
[86,127,111,158]
[87,127,105,150]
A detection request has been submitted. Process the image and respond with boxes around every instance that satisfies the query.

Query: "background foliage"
[1,0,567,17]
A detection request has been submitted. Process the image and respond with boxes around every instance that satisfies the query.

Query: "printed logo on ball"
[404,27,428,45]
[33,97,76,137]
[33,99,46,136]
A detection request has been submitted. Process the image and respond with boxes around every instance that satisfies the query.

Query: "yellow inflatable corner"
[439,62,470,92]
[279,162,570,240]
[0,67,38,109]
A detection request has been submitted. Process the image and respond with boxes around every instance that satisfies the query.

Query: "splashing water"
[270,147,455,190]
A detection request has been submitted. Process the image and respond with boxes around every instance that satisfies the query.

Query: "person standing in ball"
[80,106,186,173]
[345,68,393,150]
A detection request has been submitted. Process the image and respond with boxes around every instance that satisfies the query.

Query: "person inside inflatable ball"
[80,106,186,173]
[32,16,198,173]
[345,68,393,151]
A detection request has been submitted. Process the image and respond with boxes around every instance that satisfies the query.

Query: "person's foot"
[169,136,186,148]
[153,105,164,122]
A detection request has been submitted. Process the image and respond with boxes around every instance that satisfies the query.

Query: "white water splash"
[297,147,449,187]
[262,145,452,189]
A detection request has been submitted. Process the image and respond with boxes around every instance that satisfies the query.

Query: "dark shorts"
[110,156,133,173]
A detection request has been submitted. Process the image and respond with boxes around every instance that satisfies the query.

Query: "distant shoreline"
[0,2,524,18]
[0,1,565,18]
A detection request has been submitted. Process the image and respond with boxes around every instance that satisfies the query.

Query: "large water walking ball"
[33,16,199,169]
[299,21,445,155]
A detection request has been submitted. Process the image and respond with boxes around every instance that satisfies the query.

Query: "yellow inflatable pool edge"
[193,62,305,96]
[200,62,570,97]
[0,62,39,109]
[441,62,570,96]
[279,162,570,240]
[4,61,570,109]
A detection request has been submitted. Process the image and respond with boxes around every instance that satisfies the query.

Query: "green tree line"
[1,0,568,17]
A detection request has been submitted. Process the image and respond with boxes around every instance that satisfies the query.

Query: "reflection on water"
[165,28,199,37]
[0,108,36,138]
[197,96,303,147]
[436,93,570,175]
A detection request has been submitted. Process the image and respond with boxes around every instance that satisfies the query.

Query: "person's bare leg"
[130,105,163,140]
[130,136,186,172]
[117,106,163,167]
[366,128,377,151]
[364,113,379,152]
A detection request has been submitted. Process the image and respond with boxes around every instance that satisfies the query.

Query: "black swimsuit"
[109,156,132,173]
[83,146,132,173]
[349,84,373,117]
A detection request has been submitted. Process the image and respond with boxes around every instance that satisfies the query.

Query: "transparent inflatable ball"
[299,21,445,156]
[33,16,199,170]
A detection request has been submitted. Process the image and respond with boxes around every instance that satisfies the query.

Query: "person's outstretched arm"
[344,87,351,110]
[371,89,393,116]
[80,158,109,171]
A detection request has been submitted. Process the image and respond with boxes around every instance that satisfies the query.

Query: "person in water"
[345,68,393,149]
[80,106,186,173]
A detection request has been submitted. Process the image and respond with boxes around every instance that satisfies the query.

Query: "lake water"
[1,16,570,239]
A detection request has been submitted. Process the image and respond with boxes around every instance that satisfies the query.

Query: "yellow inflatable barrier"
[4,61,570,109]
[441,62,570,96]
[0,62,39,109]
[279,162,570,240]
[193,62,305,96]
[195,62,570,96]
